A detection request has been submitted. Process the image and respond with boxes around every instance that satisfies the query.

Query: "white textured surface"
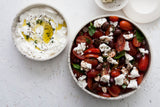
[0,0,160,107]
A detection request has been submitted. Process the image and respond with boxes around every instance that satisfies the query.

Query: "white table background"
[0,0,160,107]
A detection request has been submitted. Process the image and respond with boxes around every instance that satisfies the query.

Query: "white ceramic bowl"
[11,4,68,61]
[95,0,128,11]
[68,15,151,100]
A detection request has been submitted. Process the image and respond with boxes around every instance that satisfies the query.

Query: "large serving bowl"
[11,4,68,61]
[68,15,151,100]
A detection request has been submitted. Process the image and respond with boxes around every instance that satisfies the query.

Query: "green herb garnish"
[26,22,31,27]
[114,50,125,59]
[72,64,81,70]
[36,19,43,25]
[122,84,127,89]
[135,30,144,42]
[34,40,37,44]
[88,22,96,36]
[86,38,91,44]
[26,35,29,40]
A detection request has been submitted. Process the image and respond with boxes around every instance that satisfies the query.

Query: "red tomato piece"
[87,69,100,78]
[108,85,121,97]
[87,77,93,90]
[85,54,99,58]
[120,20,133,31]
[105,25,111,35]
[137,74,144,85]
[72,50,85,60]
[111,69,121,77]
[93,30,103,38]
[73,69,83,78]
[98,93,111,97]
[84,48,100,54]
[76,35,93,45]
[128,41,138,56]
[84,58,98,67]
[133,37,141,47]
[138,55,149,72]
[109,16,119,22]
[115,35,126,52]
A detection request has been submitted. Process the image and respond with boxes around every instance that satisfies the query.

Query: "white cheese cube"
[125,52,133,61]
[124,41,130,51]
[100,74,110,83]
[107,56,118,65]
[100,36,113,44]
[128,67,140,78]
[102,87,107,93]
[99,43,111,52]
[114,74,125,86]
[73,43,86,55]
[127,79,138,89]
[80,61,92,72]
[123,33,134,40]
[139,48,149,55]
[97,56,103,63]
[94,18,107,28]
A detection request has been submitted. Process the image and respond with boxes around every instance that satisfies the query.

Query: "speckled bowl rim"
[95,0,128,11]
[68,15,152,100]
[11,3,69,61]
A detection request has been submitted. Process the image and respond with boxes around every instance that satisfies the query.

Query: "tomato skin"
[120,20,133,31]
[137,74,144,85]
[128,41,138,56]
[84,48,100,54]
[138,55,149,72]
[109,16,119,22]
[72,50,85,60]
[93,30,103,38]
[84,58,98,67]
[111,69,121,77]
[87,69,99,78]
[108,85,121,97]
[115,35,126,52]
[85,54,99,58]
[76,35,93,45]
[133,37,141,47]
[87,77,93,90]
[98,93,111,97]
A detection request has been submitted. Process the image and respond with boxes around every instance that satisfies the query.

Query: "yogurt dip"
[13,7,67,60]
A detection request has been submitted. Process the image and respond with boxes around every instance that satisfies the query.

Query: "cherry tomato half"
[87,77,93,90]
[72,50,85,60]
[85,54,99,58]
[93,30,104,38]
[115,35,126,52]
[120,20,133,31]
[84,48,100,54]
[128,41,138,56]
[76,35,93,45]
[84,58,98,67]
[108,85,121,97]
[111,69,121,77]
[109,16,119,22]
[133,37,141,47]
[98,93,111,97]
[137,74,144,85]
[87,69,100,78]
[138,55,149,72]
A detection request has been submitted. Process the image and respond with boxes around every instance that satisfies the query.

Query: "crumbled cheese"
[99,43,111,52]
[108,49,116,58]
[110,21,118,27]
[125,52,133,61]
[100,74,110,83]
[107,56,118,65]
[94,76,100,82]
[128,67,140,78]
[21,26,32,36]
[80,60,92,71]
[77,75,87,88]
[123,33,134,40]
[123,78,129,85]
[102,87,107,93]
[114,74,125,86]
[100,36,113,44]
[109,27,113,32]
[125,59,133,70]
[109,32,113,36]
[139,48,149,55]
[124,41,130,51]
[97,56,103,63]
[73,43,86,55]
[127,79,138,89]
[94,18,107,28]
[121,67,129,75]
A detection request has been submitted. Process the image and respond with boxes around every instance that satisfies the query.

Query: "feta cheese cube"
[94,76,100,82]
[139,48,149,55]
[78,75,87,81]
[80,61,92,72]
[114,74,125,86]
[102,87,107,93]
[127,79,138,89]
[110,21,118,27]
[128,67,140,78]
[73,43,86,55]
[124,41,130,51]
[123,33,134,40]
[94,18,107,28]
[78,75,87,88]
[125,52,133,61]
[107,56,118,65]
[100,36,113,44]
[100,74,110,83]
[99,43,111,52]
[97,56,103,63]
[121,67,129,75]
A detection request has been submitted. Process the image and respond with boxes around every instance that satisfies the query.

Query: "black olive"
[101,22,109,31]
[72,58,80,64]
[96,63,103,71]
[119,56,125,65]
[114,28,122,36]
[93,39,101,48]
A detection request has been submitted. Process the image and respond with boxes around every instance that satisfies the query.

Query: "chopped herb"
[34,40,37,44]
[52,28,55,31]
[26,35,29,40]
[98,73,101,76]
[26,22,31,27]
[72,63,81,70]
[46,33,50,37]
[36,19,43,25]
[114,50,125,59]
[135,30,144,42]
[86,38,91,44]
[51,41,54,43]
[88,22,96,36]
[122,84,127,89]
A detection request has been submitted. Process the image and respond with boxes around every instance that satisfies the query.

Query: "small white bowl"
[11,4,68,61]
[68,15,151,100]
[95,0,128,11]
